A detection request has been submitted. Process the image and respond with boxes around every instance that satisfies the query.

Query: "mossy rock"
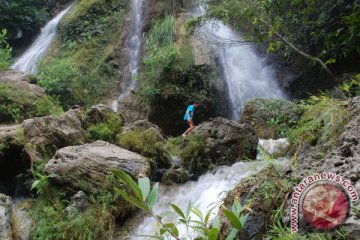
[218,164,292,240]
[161,167,189,185]
[180,117,258,178]
[239,99,302,139]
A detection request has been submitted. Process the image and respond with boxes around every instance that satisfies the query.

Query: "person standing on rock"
[182,102,199,137]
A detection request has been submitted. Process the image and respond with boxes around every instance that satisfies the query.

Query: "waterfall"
[127,161,271,239]
[112,0,146,111]
[10,5,72,74]
[190,3,285,120]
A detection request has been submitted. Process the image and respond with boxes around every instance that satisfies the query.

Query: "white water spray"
[128,161,271,239]
[10,5,72,74]
[112,0,146,111]
[191,3,285,119]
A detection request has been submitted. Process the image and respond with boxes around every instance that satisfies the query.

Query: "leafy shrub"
[0,29,12,69]
[38,58,80,107]
[28,161,127,240]
[117,129,171,169]
[287,95,349,151]
[87,114,123,142]
[34,95,64,117]
[113,169,249,240]
[140,16,218,135]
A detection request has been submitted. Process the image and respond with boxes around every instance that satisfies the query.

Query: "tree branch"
[259,18,338,82]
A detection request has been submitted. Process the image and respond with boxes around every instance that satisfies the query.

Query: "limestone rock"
[45,141,151,192]
[294,97,360,188]
[117,93,147,123]
[23,111,86,160]
[0,194,11,240]
[11,200,32,240]
[85,104,124,125]
[122,120,163,140]
[239,99,301,139]
[0,70,44,96]
[65,191,89,216]
[258,138,290,159]
[190,117,258,162]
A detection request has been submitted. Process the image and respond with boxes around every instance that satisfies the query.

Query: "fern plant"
[112,169,248,240]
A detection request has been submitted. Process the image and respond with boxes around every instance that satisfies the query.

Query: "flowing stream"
[189,2,285,119]
[10,5,72,74]
[112,0,146,111]
[128,160,271,239]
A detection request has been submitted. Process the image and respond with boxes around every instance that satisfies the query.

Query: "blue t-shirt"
[184,105,195,121]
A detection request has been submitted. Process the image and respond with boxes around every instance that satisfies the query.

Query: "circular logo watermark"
[301,183,350,230]
[290,172,359,232]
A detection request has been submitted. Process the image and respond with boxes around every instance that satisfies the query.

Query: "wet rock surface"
[45,141,151,192]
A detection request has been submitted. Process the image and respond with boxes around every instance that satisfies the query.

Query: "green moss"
[287,95,349,152]
[87,113,123,143]
[180,135,212,177]
[0,83,64,123]
[117,129,171,170]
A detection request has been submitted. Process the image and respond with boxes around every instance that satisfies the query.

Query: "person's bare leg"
[182,121,194,137]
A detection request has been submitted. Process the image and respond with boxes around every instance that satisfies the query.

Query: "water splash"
[128,161,270,239]
[10,5,72,74]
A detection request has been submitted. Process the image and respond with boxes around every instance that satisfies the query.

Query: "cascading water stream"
[112,0,146,111]
[128,160,272,239]
[189,2,286,120]
[10,5,72,74]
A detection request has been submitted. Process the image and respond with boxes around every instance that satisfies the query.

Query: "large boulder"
[121,120,164,140]
[239,99,302,139]
[0,70,46,123]
[85,104,124,126]
[0,70,44,96]
[182,117,258,176]
[44,141,151,192]
[23,111,87,160]
[0,194,11,240]
[117,93,147,123]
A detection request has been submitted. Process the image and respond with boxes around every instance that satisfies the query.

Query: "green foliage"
[34,95,64,117]
[207,0,360,64]
[287,94,349,151]
[0,0,62,50]
[112,169,248,240]
[28,161,126,239]
[117,129,171,169]
[87,114,123,142]
[39,0,129,107]
[340,74,360,97]
[0,29,12,69]
[0,83,64,123]
[139,15,217,135]
[38,58,79,107]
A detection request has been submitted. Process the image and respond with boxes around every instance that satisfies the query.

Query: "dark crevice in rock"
[0,144,31,198]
